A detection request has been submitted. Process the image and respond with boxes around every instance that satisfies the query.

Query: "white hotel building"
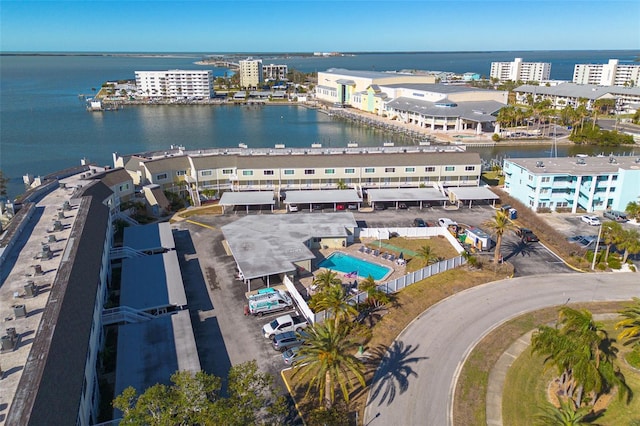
[239,58,264,88]
[489,58,551,82]
[573,59,640,87]
[135,70,213,99]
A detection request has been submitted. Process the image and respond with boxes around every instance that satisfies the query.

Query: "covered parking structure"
[283,189,362,212]
[221,213,358,292]
[218,191,275,213]
[367,188,448,209]
[446,186,500,208]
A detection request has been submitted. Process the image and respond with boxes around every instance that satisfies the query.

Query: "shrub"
[626,346,640,369]
[491,133,501,142]
[607,256,622,270]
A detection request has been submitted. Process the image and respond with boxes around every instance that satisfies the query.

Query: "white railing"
[102,306,155,325]
[109,246,149,260]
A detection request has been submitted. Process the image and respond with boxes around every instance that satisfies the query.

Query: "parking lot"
[171,203,586,399]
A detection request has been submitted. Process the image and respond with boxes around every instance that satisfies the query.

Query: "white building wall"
[239,59,263,88]
[490,58,550,82]
[573,59,640,87]
[135,70,212,99]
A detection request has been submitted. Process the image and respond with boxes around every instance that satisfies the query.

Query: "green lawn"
[502,320,640,425]
[365,236,459,272]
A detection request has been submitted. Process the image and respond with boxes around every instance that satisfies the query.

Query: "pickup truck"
[263,314,309,339]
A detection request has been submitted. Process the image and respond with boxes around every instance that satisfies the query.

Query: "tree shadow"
[502,240,538,260]
[366,341,428,407]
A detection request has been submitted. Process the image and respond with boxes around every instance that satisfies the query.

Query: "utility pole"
[591,224,603,270]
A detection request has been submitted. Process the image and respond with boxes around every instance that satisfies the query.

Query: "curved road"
[364,272,639,426]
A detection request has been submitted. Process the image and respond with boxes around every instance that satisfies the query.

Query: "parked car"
[263,314,309,339]
[271,331,304,352]
[288,204,298,212]
[581,215,601,226]
[282,346,301,365]
[398,202,408,209]
[438,218,457,228]
[516,228,539,243]
[374,203,386,210]
[603,210,628,222]
[347,203,358,210]
[413,218,427,227]
[336,204,346,211]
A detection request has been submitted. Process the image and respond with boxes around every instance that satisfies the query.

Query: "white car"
[438,218,457,228]
[581,215,600,226]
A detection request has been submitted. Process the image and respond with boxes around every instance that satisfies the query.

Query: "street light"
[591,223,603,270]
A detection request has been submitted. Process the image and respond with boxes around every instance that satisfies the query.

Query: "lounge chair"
[381,253,389,260]
[364,247,372,254]
[358,246,366,253]
[373,250,380,256]
[388,254,396,262]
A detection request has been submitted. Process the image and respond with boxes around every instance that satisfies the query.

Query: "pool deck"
[299,239,407,296]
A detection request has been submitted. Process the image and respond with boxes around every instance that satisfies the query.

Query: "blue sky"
[1,0,638,52]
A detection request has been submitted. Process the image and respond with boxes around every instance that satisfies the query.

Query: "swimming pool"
[317,252,392,281]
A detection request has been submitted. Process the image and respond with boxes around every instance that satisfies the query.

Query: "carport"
[367,188,448,209]
[283,189,362,212]
[218,191,275,214]
[446,187,499,208]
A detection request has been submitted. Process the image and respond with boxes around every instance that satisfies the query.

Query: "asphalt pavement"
[363,272,639,426]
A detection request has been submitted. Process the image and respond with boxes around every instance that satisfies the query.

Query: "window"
[222,169,233,175]
[612,175,618,181]
[242,170,253,176]
[541,177,550,183]
[325,169,335,174]
[201,170,212,176]
[118,183,129,191]
[304,169,315,175]
[156,173,168,180]
[528,175,534,181]
[465,166,475,171]
[284,169,294,175]
[540,188,549,194]
[364,168,375,173]
[345,168,355,174]
[444,166,455,172]
[405,167,415,173]
[385,167,395,173]
[425,166,436,172]
[176,170,186,176]
[263,170,274,175]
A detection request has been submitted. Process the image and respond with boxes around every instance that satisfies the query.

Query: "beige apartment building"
[117,147,482,196]
[238,58,263,88]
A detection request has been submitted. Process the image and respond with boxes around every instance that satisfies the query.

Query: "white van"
[248,290,293,316]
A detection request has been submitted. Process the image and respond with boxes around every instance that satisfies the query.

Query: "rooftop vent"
[12,304,27,318]
[536,161,545,168]
[577,158,586,165]
[609,156,617,164]
[24,281,38,298]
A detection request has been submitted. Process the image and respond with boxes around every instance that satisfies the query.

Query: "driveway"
[363,272,639,426]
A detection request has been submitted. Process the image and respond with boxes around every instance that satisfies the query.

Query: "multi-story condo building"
[503,155,640,213]
[135,70,213,99]
[489,58,551,82]
[239,58,263,88]
[115,146,483,195]
[573,59,640,87]
[513,83,640,114]
[263,63,288,81]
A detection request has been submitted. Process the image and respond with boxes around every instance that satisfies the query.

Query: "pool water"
[318,252,392,281]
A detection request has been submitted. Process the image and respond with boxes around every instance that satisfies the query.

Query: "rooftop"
[506,155,640,175]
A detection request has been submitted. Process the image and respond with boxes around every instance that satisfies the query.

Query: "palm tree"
[618,229,640,263]
[415,244,440,265]
[531,307,630,407]
[292,321,365,407]
[535,399,593,426]
[309,283,358,327]
[358,275,391,308]
[625,201,640,221]
[483,210,516,264]
[312,270,342,292]
[601,221,623,262]
[616,297,640,347]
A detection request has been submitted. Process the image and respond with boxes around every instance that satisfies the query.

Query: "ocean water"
[1,50,637,198]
